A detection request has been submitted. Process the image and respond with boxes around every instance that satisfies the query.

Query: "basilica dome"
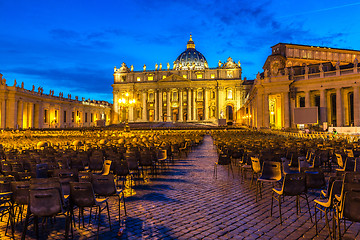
[174,35,208,70]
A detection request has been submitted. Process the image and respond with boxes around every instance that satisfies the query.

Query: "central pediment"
[159,74,190,82]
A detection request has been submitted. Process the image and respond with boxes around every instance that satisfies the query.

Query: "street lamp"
[118,92,136,131]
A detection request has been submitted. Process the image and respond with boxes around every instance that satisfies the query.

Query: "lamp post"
[118,92,136,131]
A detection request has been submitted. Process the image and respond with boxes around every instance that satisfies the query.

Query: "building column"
[179,89,183,122]
[354,86,360,126]
[305,90,311,108]
[17,100,23,129]
[1,99,5,128]
[336,88,343,127]
[204,88,209,121]
[27,102,34,128]
[155,90,159,122]
[192,89,197,121]
[218,87,224,119]
[159,90,163,121]
[22,102,28,128]
[187,88,192,121]
[320,89,327,124]
[257,93,263,128]
[167,90,171,122]
[283,92,290,128]
[264,94,270,128]
[142,91,147,121]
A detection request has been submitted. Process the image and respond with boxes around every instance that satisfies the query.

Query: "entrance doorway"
[226,105,233,121]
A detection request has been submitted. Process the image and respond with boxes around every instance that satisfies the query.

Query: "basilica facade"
[112,35,251,124]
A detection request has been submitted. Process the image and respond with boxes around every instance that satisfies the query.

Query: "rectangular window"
[85,112,88,122]
[182,75,187,79]
[137,77,141,81]
[162,75,166,79]
[210,74,215,79]
[196,74,203,79]
[44,109,48,123]
[63,111,67,123]
[148,76,154,81]
[90,113,93,122]
[72,112,75,122]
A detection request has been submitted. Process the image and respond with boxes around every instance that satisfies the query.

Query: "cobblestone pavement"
[1,135,360,239]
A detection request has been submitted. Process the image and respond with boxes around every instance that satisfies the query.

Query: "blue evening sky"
[1,0,360,103]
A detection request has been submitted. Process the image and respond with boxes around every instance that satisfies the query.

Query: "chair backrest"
[306,171,326,189]
[344,172,360,183]
[218,153,231,165]
[356,157,360,173]
[261,161,282,181]
[89,156,104,171]
[0,176,15,193]
[29,188,62,217]
[92,174,116,196]
[11,181,30,205]
[342,190,360,222]
[282,173,306,196]
[78,171,92,182]
[125,154,139,171]
[69,182,96,207]
[281,157,292,174]
[113,160,129,176]
[251,157,261,173]
[157,149,167,161]
[101,160,112,175]
[335,153,344,168]
[1,160,12,173]
[139,151,154,166]
[36,163,48,178]
[344,157,356,171]
[52,169,79,195]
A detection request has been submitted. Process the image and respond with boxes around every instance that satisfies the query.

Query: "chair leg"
[324,209,332,240]
[21,207,30,240]
[97,206,101,238]
[271,192,274,216]
[278,196,282,225]
[304,194,313,223]
[314,205,318,236]
[106,201,111,230]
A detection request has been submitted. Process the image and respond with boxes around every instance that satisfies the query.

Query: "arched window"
[227,89,233,100]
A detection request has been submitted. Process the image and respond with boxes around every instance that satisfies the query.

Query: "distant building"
[112,35,251,124]
[0,74,111,129]
[241,43,360,129]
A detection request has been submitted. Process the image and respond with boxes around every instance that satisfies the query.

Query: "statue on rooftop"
[155,63,158,70]
[130,65,134,71]
[167,62,170,70]
[159,63,162,70]
[13,79,17,87]
[143,64,146,71]
[218,60,222,68]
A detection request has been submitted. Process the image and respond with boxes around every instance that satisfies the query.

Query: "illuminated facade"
[112,35,250,124]
[242,43,360,129]
[0,74,111,129]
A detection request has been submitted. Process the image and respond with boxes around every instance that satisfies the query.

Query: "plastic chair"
[35,163,48,178]
[21,188,70,239]
[250,157,261,187]
[256,161,282,202]
[69,182,110,237]
[101,160,112,176]
[214,153,233,179]
[314,180,342,238]
[271,173,312,225]
[92,174,127,219]
[53,169,78,196]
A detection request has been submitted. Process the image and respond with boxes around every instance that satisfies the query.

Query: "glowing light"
[270,111,275,115]
[125,93,129,97]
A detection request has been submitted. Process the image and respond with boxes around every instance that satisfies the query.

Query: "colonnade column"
[283,92,290,128]
[142,91,147,121]
[192,89,197,121]
[336,88,343,127]
[257,93,263,128]
[354,86,360,126]
[320,89,327,124]
[179,89,183,122]
[204,88,209,120]
[159,90,163,121]
[187,88,192,121]
[264,94,270,128]
[217,87,224,119]
[22,102,28,128]
[305,90,311,107]
[166,90,171,122]
[154,91,158,122]
[17,100,23,129]
[0,99,5,128]
[27,102,34,128]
